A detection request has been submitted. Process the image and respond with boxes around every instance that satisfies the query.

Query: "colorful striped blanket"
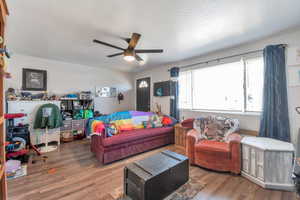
[86,111,155,136]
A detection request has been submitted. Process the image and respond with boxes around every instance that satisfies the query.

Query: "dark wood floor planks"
[7,140,298,200]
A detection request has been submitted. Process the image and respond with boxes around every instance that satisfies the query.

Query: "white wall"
[6,54,135,114]
[135,27,300,144]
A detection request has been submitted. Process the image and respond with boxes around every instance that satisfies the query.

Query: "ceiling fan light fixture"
[123,50,135,62]
[123,55,135,62]
[94,33,163,63]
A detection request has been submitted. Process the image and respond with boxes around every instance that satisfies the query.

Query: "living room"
[1,0,300,200]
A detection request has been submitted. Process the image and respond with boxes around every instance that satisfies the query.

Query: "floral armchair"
[186,116,242,174]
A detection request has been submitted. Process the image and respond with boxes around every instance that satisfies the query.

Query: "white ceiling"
[6,0,300,72]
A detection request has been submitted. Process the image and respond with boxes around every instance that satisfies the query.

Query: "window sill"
[180,109,261,117]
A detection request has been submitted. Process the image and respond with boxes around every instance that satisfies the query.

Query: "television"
[153,81,175,97]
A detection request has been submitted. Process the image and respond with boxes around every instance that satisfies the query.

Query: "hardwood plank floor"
[7,140,298,200]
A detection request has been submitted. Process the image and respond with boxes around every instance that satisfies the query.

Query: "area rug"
[115,176,205,200]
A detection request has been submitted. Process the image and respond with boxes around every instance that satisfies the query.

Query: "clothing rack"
[178,44,287,70]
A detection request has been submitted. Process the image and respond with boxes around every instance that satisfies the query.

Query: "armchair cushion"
[195,140,230,159]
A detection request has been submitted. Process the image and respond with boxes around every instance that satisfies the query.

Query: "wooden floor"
[7,140,298,200]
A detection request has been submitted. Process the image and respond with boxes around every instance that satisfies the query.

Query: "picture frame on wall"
[22,68,47,91]
[95,87,117,97]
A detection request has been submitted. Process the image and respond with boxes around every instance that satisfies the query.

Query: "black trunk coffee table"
[124,150,189,200]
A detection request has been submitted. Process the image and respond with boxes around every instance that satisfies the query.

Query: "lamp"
[123,49,135,62]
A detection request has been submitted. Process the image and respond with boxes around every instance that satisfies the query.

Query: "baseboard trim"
[241,171,295,191]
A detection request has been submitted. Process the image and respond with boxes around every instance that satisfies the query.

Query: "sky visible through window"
[179,57,264,112]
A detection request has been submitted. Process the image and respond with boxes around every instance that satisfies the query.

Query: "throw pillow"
[149,114,163,128]
[162,115,178,127]
[105,123,118,137]
[162,116,172,126]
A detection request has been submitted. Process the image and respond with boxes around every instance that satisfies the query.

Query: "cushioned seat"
[185,116,241,174]
[103,127,174,147]
[195,140,230,158]
[92,126,174,164]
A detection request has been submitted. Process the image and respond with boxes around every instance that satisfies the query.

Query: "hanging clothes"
[34,103,63,129]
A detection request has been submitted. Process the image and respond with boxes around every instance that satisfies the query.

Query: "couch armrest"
[91,132,105,153]
[186,129,200,164]
[228,133,242,174]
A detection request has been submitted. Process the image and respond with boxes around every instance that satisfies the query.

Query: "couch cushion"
[102,127,174,147]
[195,140,230,158]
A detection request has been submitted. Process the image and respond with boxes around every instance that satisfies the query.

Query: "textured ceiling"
[6,0,300,72]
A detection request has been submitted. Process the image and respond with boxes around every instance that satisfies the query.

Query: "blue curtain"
[259,45,291,142]
[170,67,180,120]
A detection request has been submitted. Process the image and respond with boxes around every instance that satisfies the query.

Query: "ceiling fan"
[93,33,163,63]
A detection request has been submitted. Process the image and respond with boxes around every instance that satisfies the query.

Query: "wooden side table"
[174,124,192,152]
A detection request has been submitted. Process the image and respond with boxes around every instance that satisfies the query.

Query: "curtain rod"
[178,44,287,69]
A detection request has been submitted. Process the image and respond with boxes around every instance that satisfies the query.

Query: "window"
[178,71,192,109]
[179,57,264,113]
[245,58,264,112]
[139,80,148,88]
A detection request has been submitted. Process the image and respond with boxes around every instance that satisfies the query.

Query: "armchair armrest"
[186,129,200,164]
[227,133,242,174]
[227,133,242,145]
[187,129,200,144]
[181,118,195,129]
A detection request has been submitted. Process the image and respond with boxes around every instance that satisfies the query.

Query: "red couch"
[91,127,174,164]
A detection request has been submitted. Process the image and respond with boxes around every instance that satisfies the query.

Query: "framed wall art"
[22,68,47,91]
[95,87,117,97]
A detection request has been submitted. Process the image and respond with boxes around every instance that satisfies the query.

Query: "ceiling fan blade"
[121,37,131,44]
[135,54,143,62]
[128,33,141,49]
[107,52,123,57]
[93,39,124,51]
[135,49,163,53]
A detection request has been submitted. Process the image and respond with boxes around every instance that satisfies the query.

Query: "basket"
[60,131,74,142]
